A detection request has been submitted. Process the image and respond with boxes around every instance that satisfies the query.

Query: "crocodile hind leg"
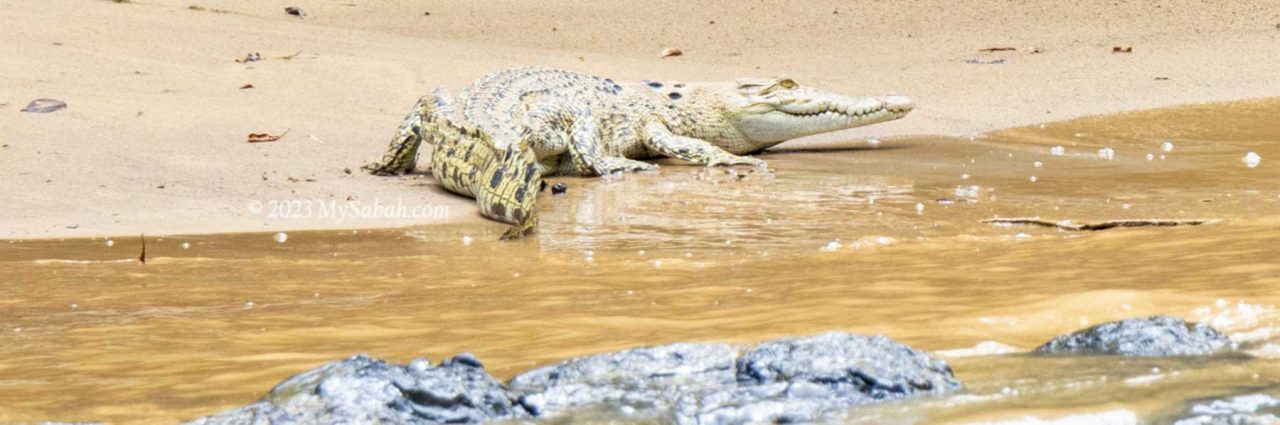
[366,91,456,175]
[642,121,767,167]
[475,138,543,240]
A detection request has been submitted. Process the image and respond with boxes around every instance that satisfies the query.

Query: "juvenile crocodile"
[368,67,913,239]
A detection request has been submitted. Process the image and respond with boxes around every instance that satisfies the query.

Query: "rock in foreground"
[1034,316,1232,357]
[188,354,523,424]
[512,332,960,423]
[189,332,960,424]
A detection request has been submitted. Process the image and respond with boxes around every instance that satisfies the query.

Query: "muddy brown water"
[2,99,1279,424]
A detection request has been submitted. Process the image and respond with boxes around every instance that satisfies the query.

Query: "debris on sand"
[964,58,1006,65]
[285,7,306,18]
[1112,46,1134,53]
[659,47,683,58]
[551,183,568,195]
[248,129,290,143]
[978,47,1016,52]
[237,52,302,63]
[21,98,67,113]
[189,5,232,14]
[982,218,1214,231]
[239,83,254,90]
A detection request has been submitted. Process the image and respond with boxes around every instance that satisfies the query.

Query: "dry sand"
[3,0,1279,239]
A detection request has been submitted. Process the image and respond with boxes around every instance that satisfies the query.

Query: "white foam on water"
[1243,152,1262,168]
[1050,146,1066,156]
[964,409,1137,425]
[1192,299,1278,345]
[1098,148,1116,160]
[33,259,137,265]
[934,340,1021,358]
[1162,141,1175,152]
[1175,393,1280,425]
[846,236,896,250]
[1246,342,1280,359]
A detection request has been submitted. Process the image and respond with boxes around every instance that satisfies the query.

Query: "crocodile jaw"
[732,94,914,144]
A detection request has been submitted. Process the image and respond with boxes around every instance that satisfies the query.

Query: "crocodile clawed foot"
[591,157,659,175]
[707,155,767,169]
[499,216,538,241]
[363,159,416,176]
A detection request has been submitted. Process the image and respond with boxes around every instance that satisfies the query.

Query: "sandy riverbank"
[3,0,1278,239]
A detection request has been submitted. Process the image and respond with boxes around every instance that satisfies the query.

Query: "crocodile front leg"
[537,107,656,176]
[642,122,767,168]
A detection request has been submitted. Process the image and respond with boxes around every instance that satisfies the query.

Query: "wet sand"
[3,0,1280,238]
[1,99,1276,423]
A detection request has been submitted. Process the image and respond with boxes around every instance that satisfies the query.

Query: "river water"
[1,99,1277,424]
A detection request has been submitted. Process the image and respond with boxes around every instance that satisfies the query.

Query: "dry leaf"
[240,83,254,89]
[1112,46,1133,53]
[660,47,683,58]
[978,47,1016,52]
[248,129,289,143]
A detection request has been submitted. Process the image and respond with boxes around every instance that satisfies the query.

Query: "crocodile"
[367,67,913,239]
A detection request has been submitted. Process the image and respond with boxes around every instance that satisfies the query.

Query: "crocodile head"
[723,77,913,147]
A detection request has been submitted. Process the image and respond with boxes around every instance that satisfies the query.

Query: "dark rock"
[509,342,739,418]
[510,332,960,423]
[190,333,959,424]
[284,7,306,18]
[1034,316,1232,357]
[551,182,567,195]
[186,354,526,425]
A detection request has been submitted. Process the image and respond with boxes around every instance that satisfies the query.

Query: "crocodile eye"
[777,79,798,89]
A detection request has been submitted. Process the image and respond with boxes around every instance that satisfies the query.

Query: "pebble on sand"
[21,98,67,113]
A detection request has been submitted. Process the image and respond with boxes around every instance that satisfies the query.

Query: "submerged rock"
[1034,316,1232,357]
[189,332,959,424]
[1169,388,1280,425]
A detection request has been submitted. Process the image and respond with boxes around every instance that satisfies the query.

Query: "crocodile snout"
[884,95,914,113]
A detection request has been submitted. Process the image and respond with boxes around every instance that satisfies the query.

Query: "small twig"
[982,218,1214,231]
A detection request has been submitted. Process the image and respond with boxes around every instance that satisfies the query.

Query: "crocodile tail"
[474,134,542,239]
